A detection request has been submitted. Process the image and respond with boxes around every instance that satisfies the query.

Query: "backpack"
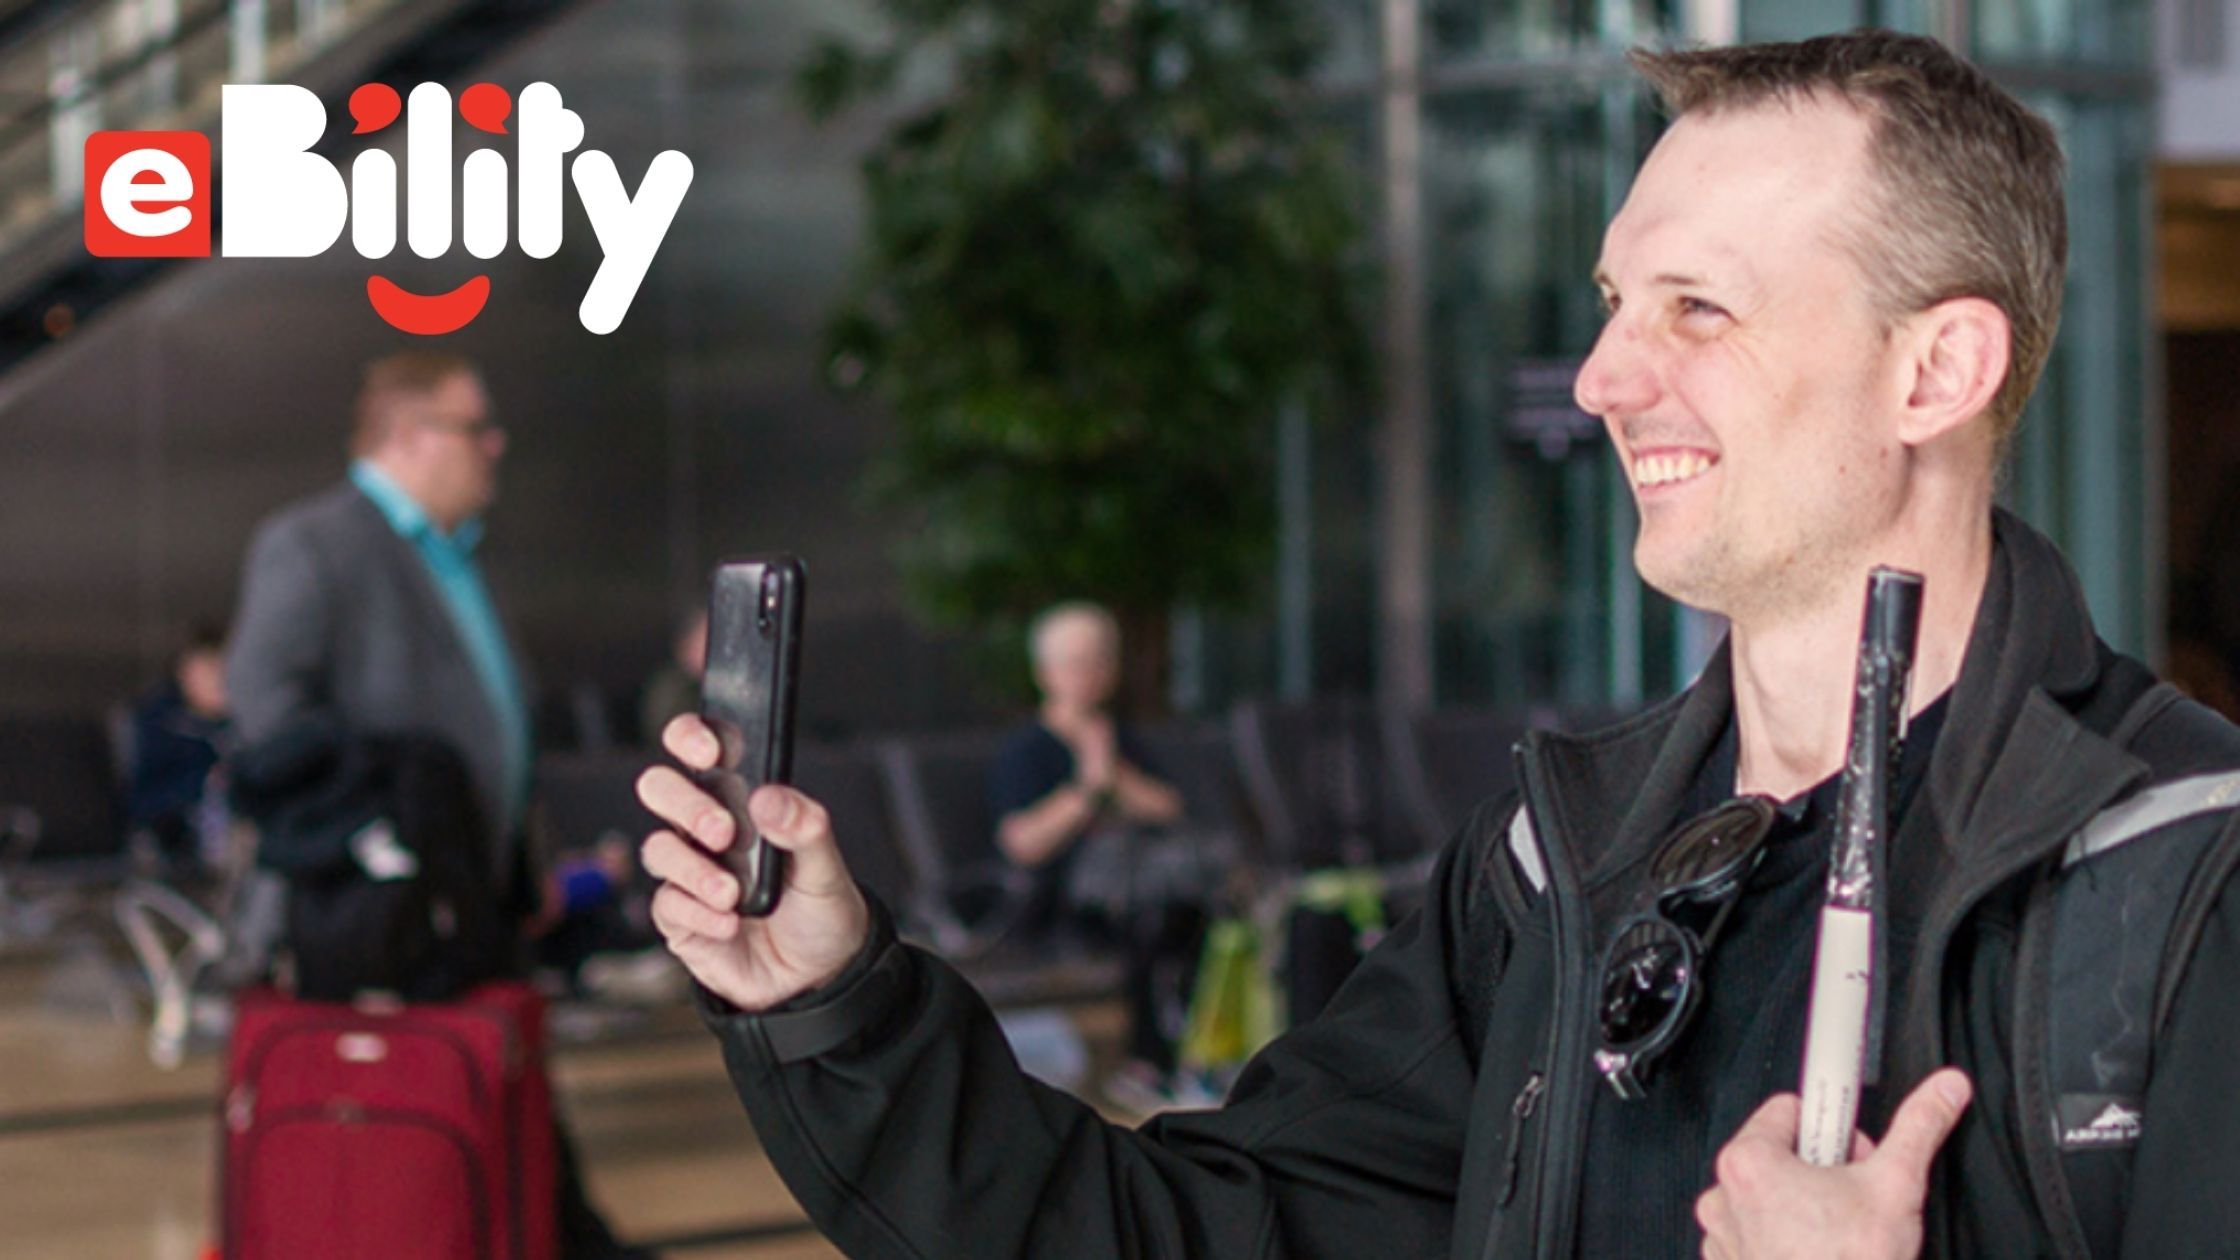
[2027,692,2240,1258]
[234,721,512,1002]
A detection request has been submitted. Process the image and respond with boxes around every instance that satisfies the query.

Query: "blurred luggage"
[220,981,556,1260]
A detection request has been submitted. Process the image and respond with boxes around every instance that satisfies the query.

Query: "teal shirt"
[349,461,532,829]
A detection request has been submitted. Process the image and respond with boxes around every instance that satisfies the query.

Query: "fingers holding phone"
[638,715,869,1010]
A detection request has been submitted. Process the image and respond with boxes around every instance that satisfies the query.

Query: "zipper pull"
[1497,1071,1545,1207]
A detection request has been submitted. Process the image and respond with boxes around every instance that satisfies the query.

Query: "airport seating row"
[535,699,1630,1005]
[0,700,1634,1014]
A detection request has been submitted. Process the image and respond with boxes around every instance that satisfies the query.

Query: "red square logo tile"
[84,131,211,257]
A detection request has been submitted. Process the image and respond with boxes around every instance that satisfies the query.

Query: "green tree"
[801,0,1369,707]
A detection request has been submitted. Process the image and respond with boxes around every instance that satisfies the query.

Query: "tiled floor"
[0,936,1134,1259]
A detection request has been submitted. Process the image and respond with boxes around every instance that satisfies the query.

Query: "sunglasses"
[419,412,504,442]
[1592,794,1780,1101]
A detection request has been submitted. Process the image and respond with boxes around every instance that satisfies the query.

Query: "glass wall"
[1207,0,2158,714]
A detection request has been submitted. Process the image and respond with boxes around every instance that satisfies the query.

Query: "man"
[989,601,1182,908]
[126,620,233,874]
[634,31,2240,1259]
[228,351,650,1260]
[988,602,1195,1097]
[640,605,709,744]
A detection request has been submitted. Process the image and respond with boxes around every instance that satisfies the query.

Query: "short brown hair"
[1630,30,2065,451]
[351,351,479,455]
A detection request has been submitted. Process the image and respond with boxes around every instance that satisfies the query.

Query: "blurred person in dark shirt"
[127,620,234,873]
[990,602,1213,1102]
[988,601,1184,925]
[638,606,708,745]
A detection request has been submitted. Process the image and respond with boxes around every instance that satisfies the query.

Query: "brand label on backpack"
[2056,1094,2144,1151]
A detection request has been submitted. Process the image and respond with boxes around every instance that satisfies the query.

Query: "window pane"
[1423,83,1677,706]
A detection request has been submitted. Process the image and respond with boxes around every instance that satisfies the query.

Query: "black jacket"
[233,716,519,1001]
[704,511,2240,1258]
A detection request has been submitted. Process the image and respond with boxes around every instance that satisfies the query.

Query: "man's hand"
[1696,1069,1973,1260]
[636,714,871,1011]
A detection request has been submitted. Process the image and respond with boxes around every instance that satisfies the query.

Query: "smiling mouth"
[366,275,492,335]
[1631,449,1719,490]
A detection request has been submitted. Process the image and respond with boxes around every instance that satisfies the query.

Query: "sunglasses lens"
[1598,919,1695,1047]
[1650,796,1778,891]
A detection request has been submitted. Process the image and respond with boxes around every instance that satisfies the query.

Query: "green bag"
[1178,918,1283,1071]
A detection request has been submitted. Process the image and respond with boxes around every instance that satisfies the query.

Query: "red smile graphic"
[366,274,491,334]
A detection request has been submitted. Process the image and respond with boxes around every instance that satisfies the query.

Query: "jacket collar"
[1525,508,2147,902]
[350,459,485,551]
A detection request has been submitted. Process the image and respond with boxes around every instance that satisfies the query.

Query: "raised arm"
[639,711,1481,1260]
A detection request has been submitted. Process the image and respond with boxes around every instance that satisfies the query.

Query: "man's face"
[397,372,503,528]
[1034,616,1119,712]
[177,648,227,717]
[1574,99,1913,623]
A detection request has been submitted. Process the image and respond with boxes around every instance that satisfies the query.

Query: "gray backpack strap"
[2060,772,2240,869]
[2035,694,2240,1258]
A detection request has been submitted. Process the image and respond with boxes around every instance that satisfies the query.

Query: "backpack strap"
[2031,694,2240,1258]
[2059,771,2240,869]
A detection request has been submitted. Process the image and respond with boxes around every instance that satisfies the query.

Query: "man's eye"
[1678,296,1727,319]
[1597,292,1620,319]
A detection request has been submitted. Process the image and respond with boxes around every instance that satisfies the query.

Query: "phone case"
[698,555,804,916]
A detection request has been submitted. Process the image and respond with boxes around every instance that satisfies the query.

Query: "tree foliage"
[801,0,1370,673]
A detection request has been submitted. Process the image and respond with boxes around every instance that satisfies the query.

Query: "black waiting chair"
[875,731,1124,1007]
[1134,718,1259,846]
[1382,706,1545,854]
[1228,698,1436,1024]
[0,714,130,867]
[1229,698,1422,873]
[535,751,660,856]
[873,730,1022,950]
[791,740,919,923]
[0,714,134,947]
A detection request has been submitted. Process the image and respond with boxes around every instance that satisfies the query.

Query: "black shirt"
[1574,695,1948,1257]
[984,720,1161,932]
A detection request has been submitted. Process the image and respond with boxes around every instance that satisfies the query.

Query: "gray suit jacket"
[227,480,533,879]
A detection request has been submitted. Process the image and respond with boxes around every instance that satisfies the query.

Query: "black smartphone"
[696,555,804,917]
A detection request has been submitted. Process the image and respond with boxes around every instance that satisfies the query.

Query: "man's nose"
[1573,321,1658,420]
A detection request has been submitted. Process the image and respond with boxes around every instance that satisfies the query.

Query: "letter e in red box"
[84,131,211,257]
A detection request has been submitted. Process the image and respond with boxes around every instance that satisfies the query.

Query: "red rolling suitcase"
[220,981,557,1260]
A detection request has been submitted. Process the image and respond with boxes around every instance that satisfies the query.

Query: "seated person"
[126,621,235,874]
[639,607,707,745]
[989,602,1204,1095]
[533,835,681,1006]
[989,601,1182,928]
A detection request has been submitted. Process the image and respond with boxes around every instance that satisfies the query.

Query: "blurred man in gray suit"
[229,352,528,869]
[227,351,653,1260]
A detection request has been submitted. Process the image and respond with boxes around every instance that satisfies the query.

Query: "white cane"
[1797,567,1922,1166]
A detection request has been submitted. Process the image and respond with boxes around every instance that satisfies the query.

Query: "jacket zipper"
[1478,741,1595,1260]
[1496,1071,1545,1207]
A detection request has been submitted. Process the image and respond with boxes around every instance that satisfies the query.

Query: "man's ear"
[1897,297,2010,448]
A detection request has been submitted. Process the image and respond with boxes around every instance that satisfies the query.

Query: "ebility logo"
[83,82,692,335]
